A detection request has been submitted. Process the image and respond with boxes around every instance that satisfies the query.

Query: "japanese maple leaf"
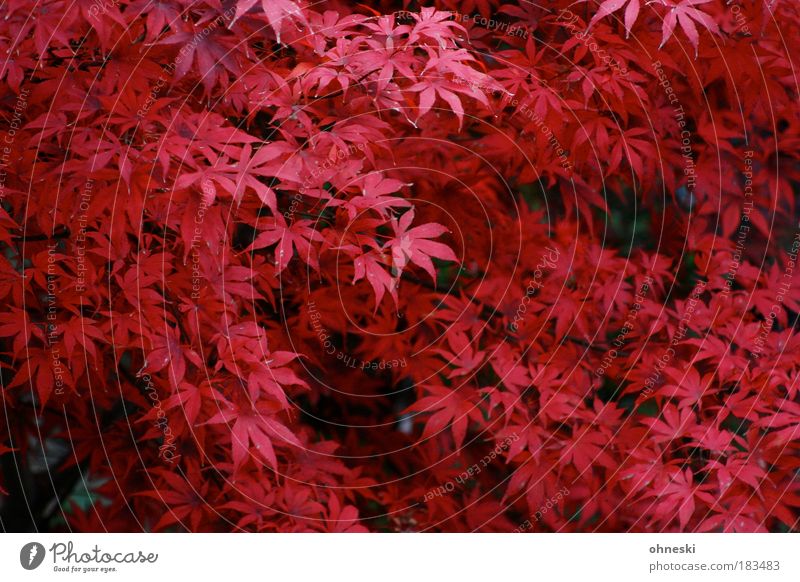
[247,351,309,409]
[409,77,466,128]
[308,117,386,163]
[165,111,261,163]
[485,348,531,415]
[127,0,183,43]
[143,329,189,389]
[685,336,747,381]
[503,40,566,117]
[689,426,740,456]
[174,156,238,206]
[529,363,564,394]
[550,293,587,340]
[8,348,72,408]
[323,493,368,532]
[140,468,211,532]
[347,247,396,315]
[696,504,768,533]
[642,404,696,444]
[405,384,484,448]
[0,37,34,92]
[619,454,670,494]
[59,316,105,360]
[411,46,492,120]
[759,263,800,315]
[712,384,764,421]
[433,329,486,379]
[220,479,277,531]
[568,65,620,104]
[387,209,457,281]
[247,216,322,273]
[159,19,240,88]
[198,255,264,304]
[505,458,552,510]
[308,10,368,54]
[661,367,717,409]
[79,0,127,48]
[206,401,301,469]
[212,321,270,368]
[345,173,412,220]
[659,0,720,56]
[588,0,641,38]
[231,0,309,43]
[0,207,17,246]
[607,127,656,178]
[25,3,76,55]
[756,404,800,447]
[362,19,417,91]
[560,428,616,472]
[539,389,582,423]
[84,135,134,184]
[230,143,289,210]
[706,454,768,493]
[163,380,225,427]
[405,7,467,45]
[290,440,358,488]
[500,425,543,463]
[0,307,35,357]
[646,467,715,529]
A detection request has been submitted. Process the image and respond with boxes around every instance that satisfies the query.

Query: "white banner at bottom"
[1,534,796,581]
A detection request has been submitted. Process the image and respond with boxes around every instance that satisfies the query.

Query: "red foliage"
[1,0,799,532]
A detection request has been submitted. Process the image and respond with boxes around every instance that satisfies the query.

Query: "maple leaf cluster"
[1,0,799,532]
